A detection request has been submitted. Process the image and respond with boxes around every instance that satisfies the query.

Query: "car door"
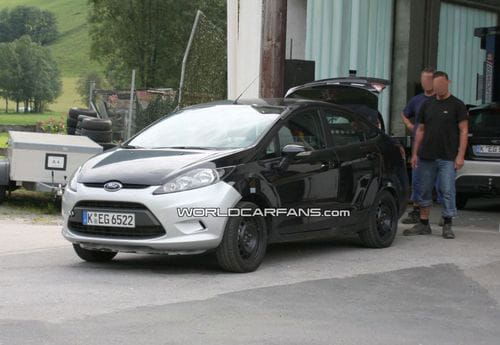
[261,108,340,234]
[320,107,382,225]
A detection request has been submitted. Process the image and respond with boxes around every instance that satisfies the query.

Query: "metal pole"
[178,10,202,109]
[88,80,95,109]
[127,69,136,140]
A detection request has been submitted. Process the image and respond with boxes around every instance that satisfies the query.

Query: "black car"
[455,102,500,208]
[62,85,409,273]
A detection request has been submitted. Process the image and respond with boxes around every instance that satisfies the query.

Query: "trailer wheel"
[0,185,7,204]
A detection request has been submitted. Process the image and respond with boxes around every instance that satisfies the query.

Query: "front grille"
[84,183,150,189]
[68,223,164,238]
[68,200,166,239]
[74,200,148,209]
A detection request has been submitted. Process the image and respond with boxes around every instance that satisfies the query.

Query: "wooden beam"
[260,0,288,98]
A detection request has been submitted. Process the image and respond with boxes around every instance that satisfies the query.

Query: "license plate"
[82,211,135,228]
[474,145,500,154]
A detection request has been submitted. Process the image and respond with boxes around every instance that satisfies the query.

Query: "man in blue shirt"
[401,68,436,224]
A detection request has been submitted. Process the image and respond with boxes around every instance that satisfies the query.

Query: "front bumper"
[61,181,242,254]
[456,160,500,195]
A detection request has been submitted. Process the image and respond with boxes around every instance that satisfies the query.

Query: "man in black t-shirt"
[403,71,468,239]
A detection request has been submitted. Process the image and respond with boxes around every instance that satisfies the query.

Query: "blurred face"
[433,76,450,97]
[421,72,434,93]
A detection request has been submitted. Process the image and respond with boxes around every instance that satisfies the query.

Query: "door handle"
[365,152,377,160]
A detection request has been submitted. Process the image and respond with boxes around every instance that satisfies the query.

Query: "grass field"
[0,0,100,113]
[0,112,65,126]
[0,132,8,148]
[0,189,61,216]
[0,0,102,77]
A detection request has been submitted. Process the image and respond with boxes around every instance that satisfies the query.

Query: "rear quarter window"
[469,109,500,136]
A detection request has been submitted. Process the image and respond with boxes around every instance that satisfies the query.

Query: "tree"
[88,0,226,89]
[0,6,58,45]
[76,70,108,106]
[0,36,61,113]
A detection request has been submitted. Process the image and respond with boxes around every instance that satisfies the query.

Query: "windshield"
[128,104,282,149]
[469,109,500,136]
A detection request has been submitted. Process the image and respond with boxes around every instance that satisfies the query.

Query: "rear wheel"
[359,190,398,248]
[73,244,117,262]
[216,201,267,273]
[456,193,468,210]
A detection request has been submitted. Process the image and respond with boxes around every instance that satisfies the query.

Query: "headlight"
[66,166,82,192]
[153,168,221,195]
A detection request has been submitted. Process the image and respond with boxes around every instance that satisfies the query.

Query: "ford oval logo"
[104,181,123,192]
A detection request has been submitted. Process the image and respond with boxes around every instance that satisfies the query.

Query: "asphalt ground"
[1,197,499,345]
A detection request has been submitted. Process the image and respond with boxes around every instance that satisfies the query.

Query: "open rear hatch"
[285,77,412,151]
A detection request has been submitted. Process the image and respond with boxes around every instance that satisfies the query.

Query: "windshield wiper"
[154,146,217,150]
[120,144,144,149]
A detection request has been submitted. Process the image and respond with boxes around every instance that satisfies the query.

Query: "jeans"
[411,160,443,204]
[410,165,421,202]
[417,158,457,218]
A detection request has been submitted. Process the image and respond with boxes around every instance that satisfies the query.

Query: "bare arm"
[411,124,424,168]
[400,112,414,132]
[455,120,468,170]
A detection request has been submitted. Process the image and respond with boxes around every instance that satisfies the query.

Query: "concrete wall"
[227,0,263,99]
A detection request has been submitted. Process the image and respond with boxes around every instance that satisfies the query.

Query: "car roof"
[469,102,500,112]
[183,98,337,112]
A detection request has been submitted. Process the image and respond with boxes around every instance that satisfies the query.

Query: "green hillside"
[0,0,103,112]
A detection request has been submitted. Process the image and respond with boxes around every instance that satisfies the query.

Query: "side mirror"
[278,144,306,171]
[281,144,306,158]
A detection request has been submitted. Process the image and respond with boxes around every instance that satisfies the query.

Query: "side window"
[323,109,372,146]
[279,109,326,150]
[257,137,279,160]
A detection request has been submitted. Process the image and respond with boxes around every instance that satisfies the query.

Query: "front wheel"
[73,244,117,262]
[456,193,468,210]
[216,201,267,273]
[359,190,398,248]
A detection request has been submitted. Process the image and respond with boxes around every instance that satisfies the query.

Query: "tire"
[67,126,76,135]
[0,185,7,204]
[456,193,468,210]
[99,143,118,151]
[73,244,117,262]
[69,108,97,120]
[215,201,267,273]
[81,128,112,143]
[67,117,77,128]
[77,115,95,129]
[359,190,398,248]
[81,118,112,131]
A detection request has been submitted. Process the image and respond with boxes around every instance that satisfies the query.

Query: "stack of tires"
[67,108,115,150]
[66,108,97,135]
[80,117,113,148]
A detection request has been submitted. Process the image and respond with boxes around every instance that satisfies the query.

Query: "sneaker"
[401,210,419,224]
[442,223,455,239]
[403,222,432,236]
[438,217,444,227]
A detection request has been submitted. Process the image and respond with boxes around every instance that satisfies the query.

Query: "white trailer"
[0,131,102,203]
